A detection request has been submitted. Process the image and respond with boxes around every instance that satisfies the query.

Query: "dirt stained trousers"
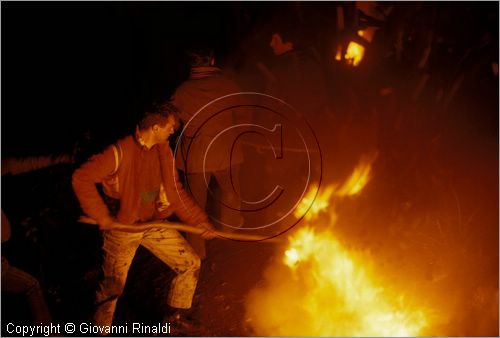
[94,227,200,327]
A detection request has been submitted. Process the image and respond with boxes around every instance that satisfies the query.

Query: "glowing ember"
[335,44,342,61]
[357,27,378,43]
[345,41,365,67]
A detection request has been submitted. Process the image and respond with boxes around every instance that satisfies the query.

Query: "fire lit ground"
[2,2,499,337]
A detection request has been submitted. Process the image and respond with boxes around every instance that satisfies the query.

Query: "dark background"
[2,2,254,156]
[2,2,498,157]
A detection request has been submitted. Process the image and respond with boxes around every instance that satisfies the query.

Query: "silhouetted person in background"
[171,47,245,260]
[1,154,72,326]
[260,23,329,124]
[254,23,329,217]
[2,211,53,326]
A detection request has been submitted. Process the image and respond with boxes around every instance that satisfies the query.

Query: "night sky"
[2,2,261,157]
[3,2,498,158]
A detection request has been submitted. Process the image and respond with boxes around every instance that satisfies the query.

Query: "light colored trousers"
[94,227,200,327]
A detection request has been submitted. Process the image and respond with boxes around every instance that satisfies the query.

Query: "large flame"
[283,227,427,336]
[246,153,429,336]
[247,226,428,336]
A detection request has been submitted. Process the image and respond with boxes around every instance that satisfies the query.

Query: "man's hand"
[97,216,120,231]
[197,222,216,240]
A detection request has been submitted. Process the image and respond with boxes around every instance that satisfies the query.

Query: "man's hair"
[272,20,302,46]
[187,47,214,67]
[138,101,180,130]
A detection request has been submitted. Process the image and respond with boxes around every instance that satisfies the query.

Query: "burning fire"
[246,153,429,336]
[343,28,377,66]
[294,153,377,222]
[336,152,377,196]
[345,42,365,67]
[279,227,427,336]
[294,184,334,221]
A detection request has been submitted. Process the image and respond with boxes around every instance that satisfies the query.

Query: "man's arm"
[170,89,199,137]
[1,154,72,176]
[156,143,214,235]
[170,89,191,124]
[72,145,118,228]
[2,209,11,243]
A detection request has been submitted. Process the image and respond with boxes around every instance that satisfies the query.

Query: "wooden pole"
[78,216,281,243]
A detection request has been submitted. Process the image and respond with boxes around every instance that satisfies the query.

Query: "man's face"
[270,33,293,56]
[154,115,176,144]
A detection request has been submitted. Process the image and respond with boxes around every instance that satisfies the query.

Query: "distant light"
[357,27,378,43]
[492,63,499,76]
[345,42,365,67]
[335,44,342,61]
